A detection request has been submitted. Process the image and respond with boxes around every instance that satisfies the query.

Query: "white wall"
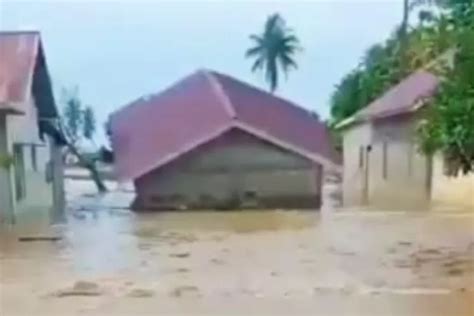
[0,114,15,223]
[342,123,372,206]
[368,116,430,208]
[0,97,56,225]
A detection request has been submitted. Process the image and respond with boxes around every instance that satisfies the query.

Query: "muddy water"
[1,203,474,315]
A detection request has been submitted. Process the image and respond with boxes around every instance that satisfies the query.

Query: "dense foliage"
[331,0,474,175]
[330,6,456,124]
[246,13,301,92]
[418,6,474,175]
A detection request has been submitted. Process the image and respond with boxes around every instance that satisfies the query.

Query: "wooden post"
[0,114,16,224]
[49,136,66,223]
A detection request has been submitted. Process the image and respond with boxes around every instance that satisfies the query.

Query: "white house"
[0,31,65,225]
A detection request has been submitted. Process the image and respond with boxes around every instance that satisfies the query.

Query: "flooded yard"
[1,182,473,315]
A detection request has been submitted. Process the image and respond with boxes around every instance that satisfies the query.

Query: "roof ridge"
[201,69,237,119]
[336,70,439,129]
[364,70,437,110]
[208,70,320,121]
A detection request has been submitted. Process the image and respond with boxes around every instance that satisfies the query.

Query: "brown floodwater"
[1,192,474,315]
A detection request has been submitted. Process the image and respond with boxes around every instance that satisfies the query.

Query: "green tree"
[330,0,456,126]
[62,87,82,145]
[418,5,474,175]
[60,88,107,192]
[245,13,301,92]
[330,0,473,175]
[82,106,96,141]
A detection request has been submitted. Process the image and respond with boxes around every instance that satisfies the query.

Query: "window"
[382,141,388,179]
[244,191,257,200]
[13,144,26,201]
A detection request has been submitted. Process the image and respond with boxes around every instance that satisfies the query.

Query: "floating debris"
[169,252,190,258]
[210,258,225,265]
[53,281,102,297]
[18,236,62,242]
[127,288,154,298]
[169,285,200,298]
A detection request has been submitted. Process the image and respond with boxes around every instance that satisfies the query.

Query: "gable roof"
[336,70,440,129]
[110,70,339,181]
[0,31,57,117]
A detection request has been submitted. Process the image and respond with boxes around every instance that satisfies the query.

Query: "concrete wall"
[342,115,430,209]
[342,113,474,211]
[431,155,474,210]
[368,115,430,208]
[342,123,372,206]
[0,114,15,223]
[134,129,322,210]
[0,97,61,225]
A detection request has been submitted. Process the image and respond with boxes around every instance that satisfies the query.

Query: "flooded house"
[0,31,66,224]
[110,70,339,210]
[337,70,474,210]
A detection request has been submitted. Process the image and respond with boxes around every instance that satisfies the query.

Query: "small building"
[0,31,66,224]
[110,70,339,210]
[337,70,474,210]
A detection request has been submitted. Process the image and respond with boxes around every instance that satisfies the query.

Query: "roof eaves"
[119,124,234,181]
[334,115,361,130]
[0,101,26,115]
[0,30,40,35]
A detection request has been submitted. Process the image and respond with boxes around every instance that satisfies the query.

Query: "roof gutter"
[0,101,26,115]
[334,115,359,130]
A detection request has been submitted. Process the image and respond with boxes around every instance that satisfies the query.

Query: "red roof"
[0,31,41,113]
[344,71,440,128]
[110,70,339,181]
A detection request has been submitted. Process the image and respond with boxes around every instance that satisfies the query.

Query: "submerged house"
[337,70,474,210]
[110,70,339,210]
[0,31,65,224]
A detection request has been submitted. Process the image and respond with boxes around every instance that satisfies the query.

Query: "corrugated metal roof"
[0,31,41,113]
[358,70,439,119]
[337,70,440,129]
[110,70,339,181]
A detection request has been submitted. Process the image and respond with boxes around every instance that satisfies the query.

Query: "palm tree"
[245,13,301,93]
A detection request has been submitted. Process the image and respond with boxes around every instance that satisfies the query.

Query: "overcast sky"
[1,0,403,144]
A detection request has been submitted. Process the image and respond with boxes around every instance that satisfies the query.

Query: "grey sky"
[1,0,403,144]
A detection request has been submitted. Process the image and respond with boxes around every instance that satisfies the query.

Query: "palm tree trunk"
[399,0,411,74]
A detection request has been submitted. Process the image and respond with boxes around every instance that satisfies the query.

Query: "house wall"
[134,129,322,210]
[342,123,372,206]
[0,98,60,225]
[342,114,474,211]
[0,114,15,223]
[368,115,430,208]
[342,115,431,209]
[431,155,474,211]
